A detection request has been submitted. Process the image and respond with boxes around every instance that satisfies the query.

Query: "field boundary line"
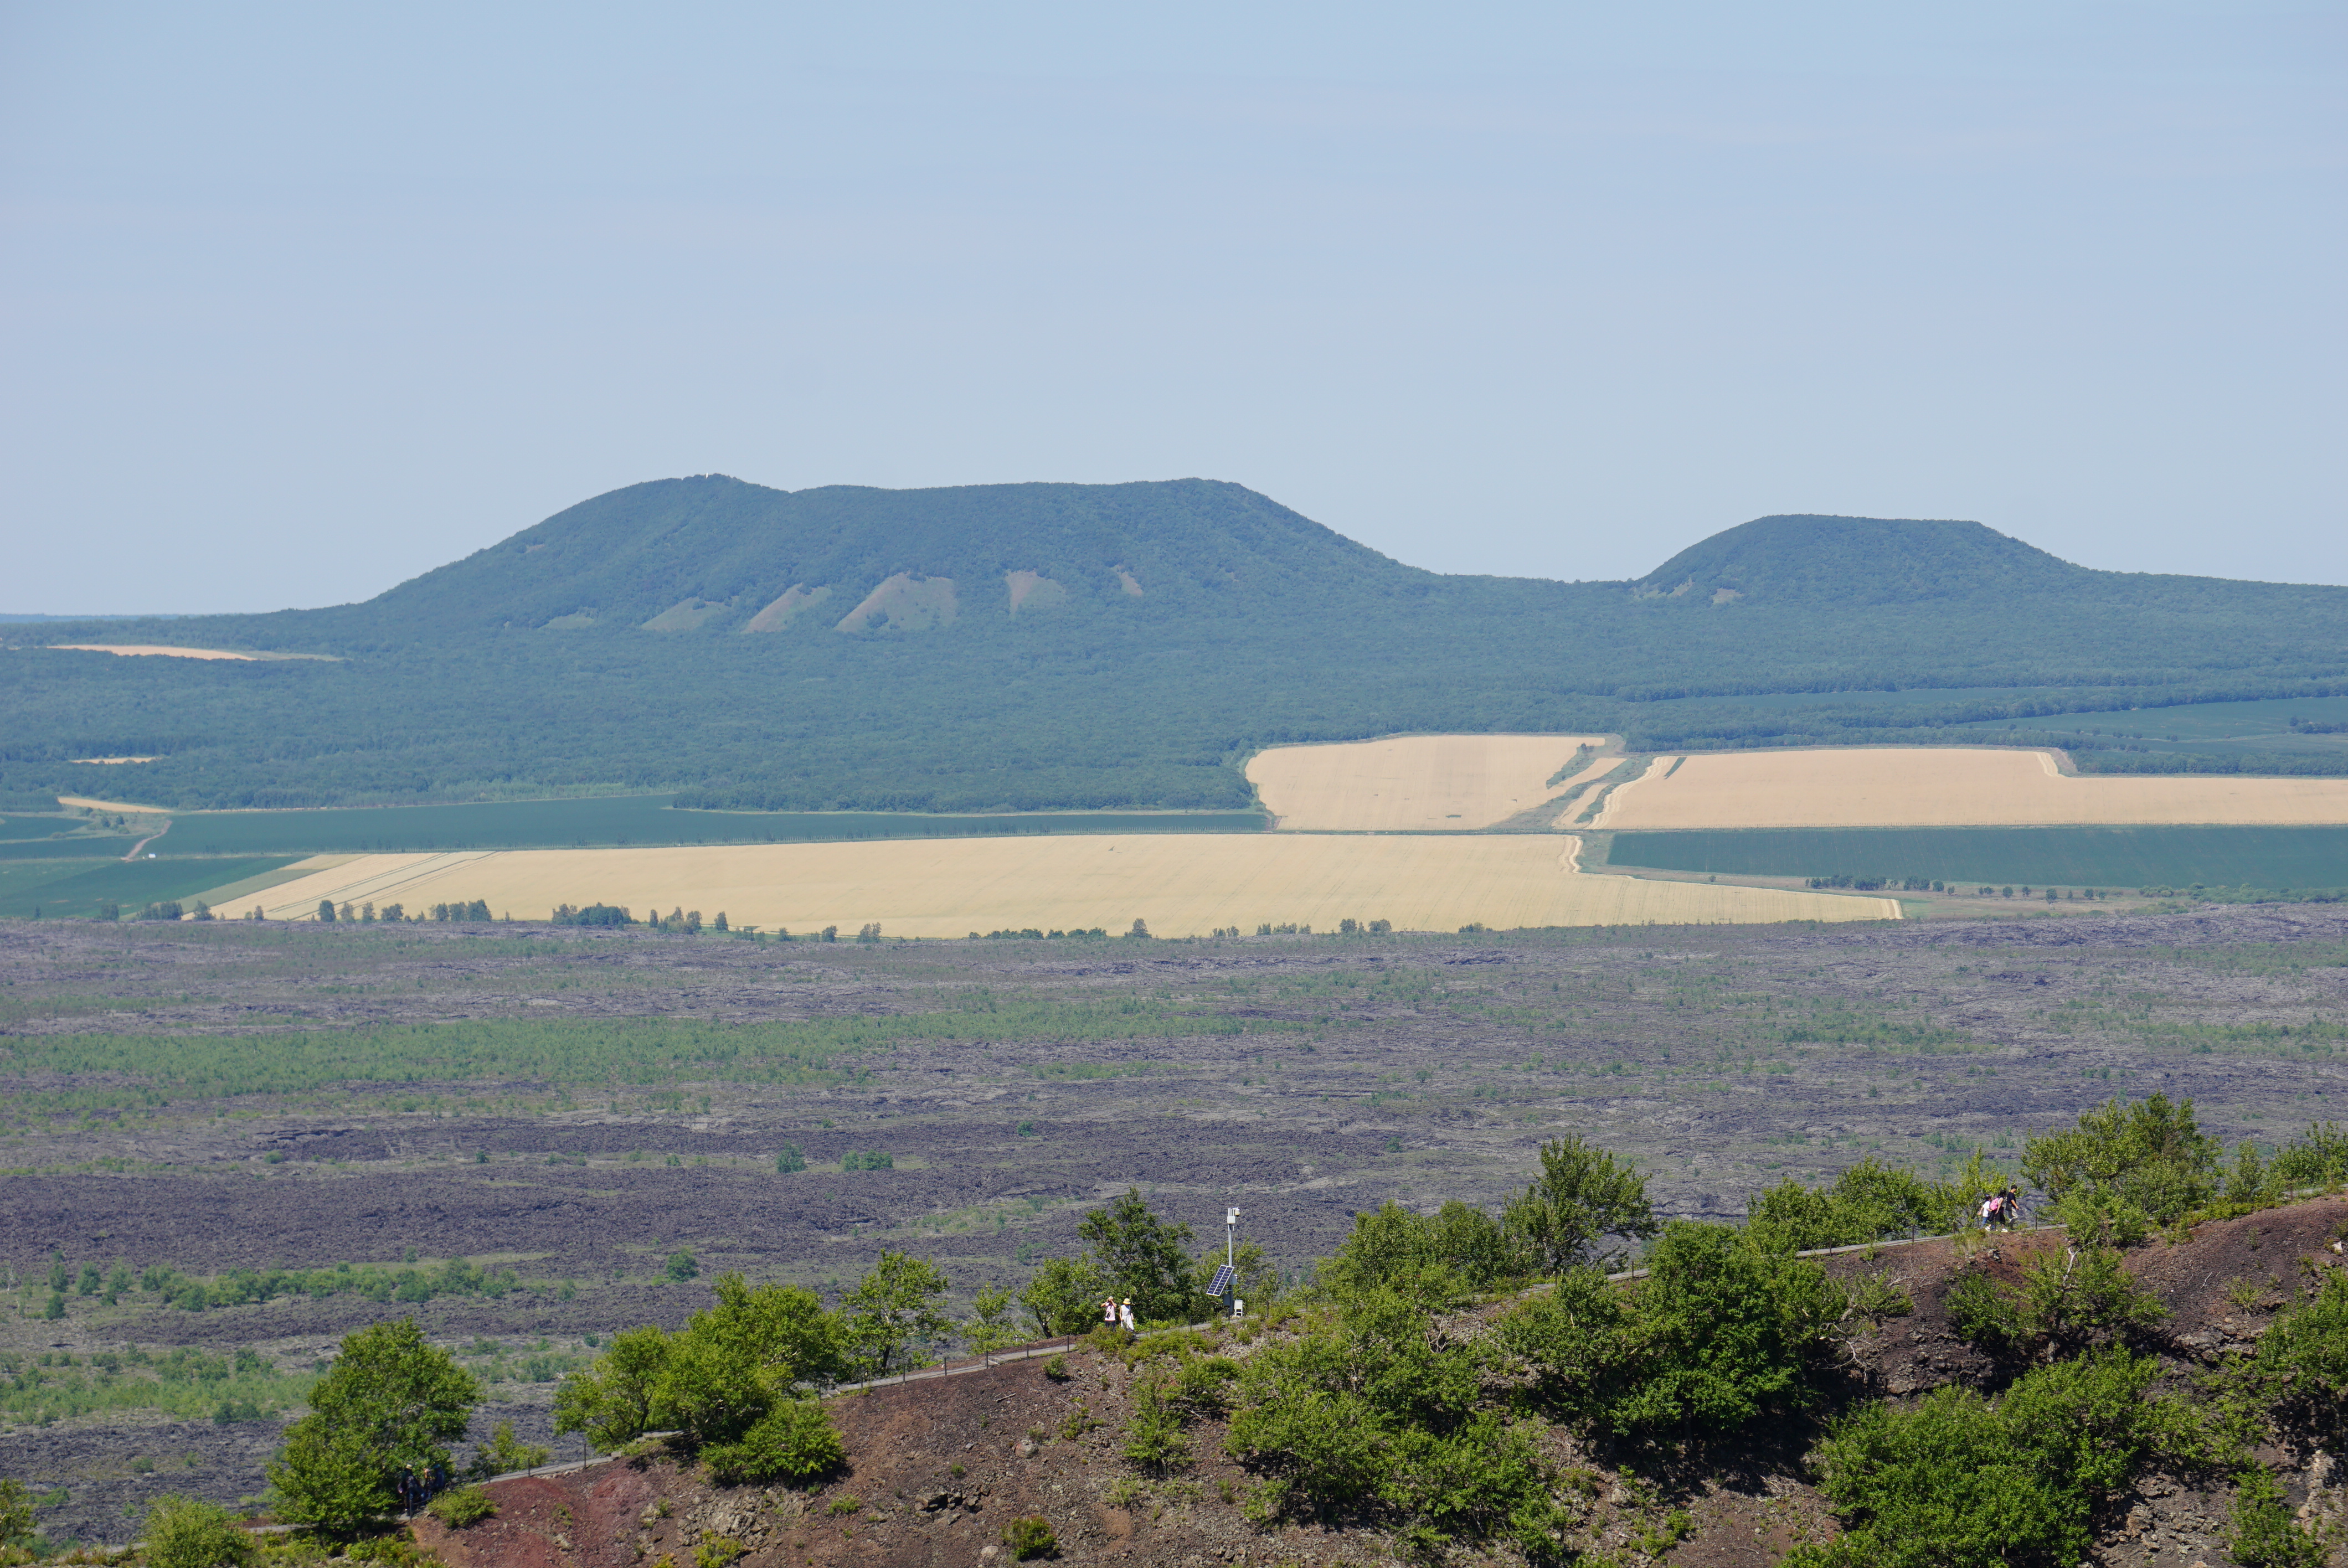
[258,850,500,918]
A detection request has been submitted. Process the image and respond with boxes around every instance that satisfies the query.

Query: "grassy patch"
[0,1344,313,1425]
[0,993,1295,1112]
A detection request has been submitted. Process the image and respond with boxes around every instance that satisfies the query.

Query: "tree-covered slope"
[300,476,1426,641]
[7,479,2348,812]
[1635,513,2092,606]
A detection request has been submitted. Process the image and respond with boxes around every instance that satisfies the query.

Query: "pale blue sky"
[3,2,2340,611]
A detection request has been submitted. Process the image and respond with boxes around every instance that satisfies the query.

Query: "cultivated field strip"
[225,850,500,913]
[1599,746,2348,830]
[1247,733,1608,831]
[243,833,1894,935]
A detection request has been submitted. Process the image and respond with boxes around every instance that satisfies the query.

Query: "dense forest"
[6,477,2346,811]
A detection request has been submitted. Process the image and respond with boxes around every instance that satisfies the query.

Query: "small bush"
[142,1494,255,1568]
[2247,1266,2348,1444]
[774,1144,806,1174]
[425,1484,497,1528]
[1002,1515,1058,1559]
[1120,1379,1190,1471]
[1041,1354,1070,1380]
[702,1401,846,1484]
[664,1250,699,1281]
[468,1419,550,1478]
[1058,1399,1100,1440]
[841,1150,894,1170]
[2226,1467,2334,1568]
[694,1533,748,1568]
[2273,1121,2348,1190]
[1946,1245,2166,1360]
[826,1495,862,1517]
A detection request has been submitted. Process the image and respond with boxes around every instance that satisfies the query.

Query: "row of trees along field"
[22,1099,2341,1565]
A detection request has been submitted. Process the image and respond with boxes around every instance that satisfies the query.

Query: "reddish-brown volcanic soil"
[410,1199,2348,1568]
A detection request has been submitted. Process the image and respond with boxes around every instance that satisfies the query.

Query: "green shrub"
[425,1484,497,1528]
[1041,1354,1070,1380]
[664,1250,699,1281]
[1002,1515,1057,1559]
[1501,1134,1658,1273]
[774,1144,806,1174]
[2024,1094,2222,1224]
[1170,1354,1240,1416]
[1747,1157,1949,1251]
[1791,1350,2211,1568]
[1120,1379,1190,1471]
[701,1399,845,1484]
[836,1251,954,1378]
[964,1285,1025,1354]
[2247,1265,2348,1445]
[1224,1288,1568,1556]
[1506,1224,1841,1440]
[1945,1245,2166,1360]
[1320,1200,1528,1304]
[142,1494,255,1567]
[695,1533,748,1568]
[554,1273,841,1453]
[2225,1467,2334,1568]
[2047,1187,2153,1249]
[467,1419,550,1478]
[2273,1122,2348,1190]
[0,1478,32,1554]
[841,1150,893,1170]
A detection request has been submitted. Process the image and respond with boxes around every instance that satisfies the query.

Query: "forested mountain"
[6,478,2347,812]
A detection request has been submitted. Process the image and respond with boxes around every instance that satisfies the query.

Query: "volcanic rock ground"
[0,902,2344,1550]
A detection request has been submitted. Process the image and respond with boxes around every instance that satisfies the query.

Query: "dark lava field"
[1,902,2344,1547]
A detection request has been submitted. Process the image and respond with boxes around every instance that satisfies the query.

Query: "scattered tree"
[269,1318,479,1535]
[1503,1134,1659,1272]
[1080,1189,1203,1324]
[837,1251,954,1377]
[964,1285,1025,1353]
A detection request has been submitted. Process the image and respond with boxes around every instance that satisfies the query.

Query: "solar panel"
[1208,1264,1237,1297]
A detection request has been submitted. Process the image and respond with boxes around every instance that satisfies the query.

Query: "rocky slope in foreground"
[415,1198,2348,1568]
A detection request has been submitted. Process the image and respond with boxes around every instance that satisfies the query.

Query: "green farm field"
[0,813,89,841]
[1603,824,2348,890]
[0,855,300,920]
[73,796,1269,857]
[0,834,145,859]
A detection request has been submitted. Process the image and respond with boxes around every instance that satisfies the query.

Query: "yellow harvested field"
[243,835,1894,935]
[49,644,258,660]
[56,795,169,814]
[1598,747,2348,829]
[1248,734,1610,831]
